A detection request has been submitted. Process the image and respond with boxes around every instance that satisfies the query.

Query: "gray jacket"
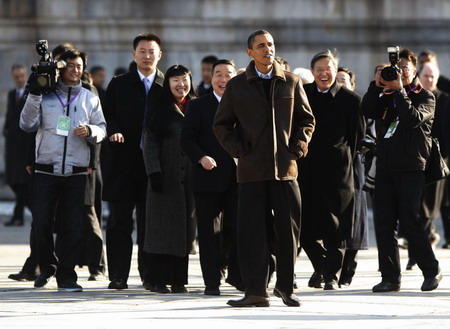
[20,80,106,176]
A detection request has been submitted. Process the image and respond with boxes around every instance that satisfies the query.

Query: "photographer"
[361,48,441,293]
[20,48,106,292]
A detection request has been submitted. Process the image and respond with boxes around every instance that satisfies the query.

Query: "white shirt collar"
[213,91,221,102]
[317,87,329,93]
[255,66,273,79]
[137,69,157,86]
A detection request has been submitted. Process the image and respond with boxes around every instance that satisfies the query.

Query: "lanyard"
[54,91,80,113]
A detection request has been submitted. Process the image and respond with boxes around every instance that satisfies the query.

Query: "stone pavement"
[1,211,450,328]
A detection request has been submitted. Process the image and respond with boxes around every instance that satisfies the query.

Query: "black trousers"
[300,235,344,283]
[339,249,358,285]
[10,183,30,220]
[148,253,189,285]
[32,173,86,284]
[375,168,439,283]
[238,180,301,297]
[106,199,149,283]
[194,187,239,288]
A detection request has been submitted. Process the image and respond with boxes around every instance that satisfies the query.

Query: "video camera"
[381,46,401,81]
[27,40,66,94]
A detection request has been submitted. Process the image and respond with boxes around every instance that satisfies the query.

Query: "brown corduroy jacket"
[213,60,315,183]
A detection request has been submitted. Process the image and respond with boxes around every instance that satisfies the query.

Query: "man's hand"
[377,72,403,91]
[74,125,91,138]
[199,155,217,170]
[109,133,125,143]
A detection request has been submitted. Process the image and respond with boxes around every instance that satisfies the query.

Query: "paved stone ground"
[1,206,450,328]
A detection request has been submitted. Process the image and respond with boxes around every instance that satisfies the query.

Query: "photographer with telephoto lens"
[361,47,442,293]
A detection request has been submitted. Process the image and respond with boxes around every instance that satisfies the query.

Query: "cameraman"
[20,48,106,292]
[361,48,441,292]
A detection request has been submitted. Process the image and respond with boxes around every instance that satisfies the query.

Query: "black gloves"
[26,73,42,96]
[149,172,163,193]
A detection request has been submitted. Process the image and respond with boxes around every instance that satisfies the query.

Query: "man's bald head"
[419,62,440,92]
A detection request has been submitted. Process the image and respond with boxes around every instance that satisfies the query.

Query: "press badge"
[384,118,399,138]
[56,115,71,136]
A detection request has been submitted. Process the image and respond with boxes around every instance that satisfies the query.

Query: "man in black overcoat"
[299,51,364,291]
[103,33,164,290]
[3,64,32,227]
[182,59,242,295]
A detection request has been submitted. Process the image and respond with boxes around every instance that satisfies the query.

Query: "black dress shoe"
[324,280,339,290]
[372,281,400,292]
[4,217,24,227]
[171,285,189,293]
[34,274,53,288]
[227,295,270,307]
[273,287,301,307]
[421,271,443,291]
[88,271,105,281]
[8,272,37,282]
[308,272,324,288]
[338,281,351,288]
[406,258,416,270]
[142,282,152,290]
[204,287,220,296]
[108,279,128,290]
[150,284,170,293]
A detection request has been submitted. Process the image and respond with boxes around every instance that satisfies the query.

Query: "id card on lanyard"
[384,116,399,138]
[54,90,80,137]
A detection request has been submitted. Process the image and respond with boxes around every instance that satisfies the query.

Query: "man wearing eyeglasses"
[361,48,442,293]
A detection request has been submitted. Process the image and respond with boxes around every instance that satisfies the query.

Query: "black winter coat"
[181,93,237,193]
[361,78,435,172]
[298,81,365,240]
[102,69,164,201]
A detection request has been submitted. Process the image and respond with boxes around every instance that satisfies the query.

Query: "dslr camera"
[27,40,66,94]
[381,46,401,81]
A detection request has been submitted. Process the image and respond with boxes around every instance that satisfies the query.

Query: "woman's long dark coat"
[298,82,365,241]
[142,101,196,258]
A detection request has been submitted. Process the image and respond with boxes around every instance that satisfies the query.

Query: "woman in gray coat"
[143,65,196,293]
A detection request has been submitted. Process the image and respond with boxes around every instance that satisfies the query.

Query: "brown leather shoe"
[227,295,270,307]
[273,287,301,307]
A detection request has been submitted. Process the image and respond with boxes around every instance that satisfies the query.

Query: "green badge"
[56,115,71,136]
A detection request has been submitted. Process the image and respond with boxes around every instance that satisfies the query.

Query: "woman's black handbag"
[425,138,450,185]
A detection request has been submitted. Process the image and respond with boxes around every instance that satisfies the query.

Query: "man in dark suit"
[196,55,218,97]
[103,33,164,290]
[3,64,31,227]
[182,59,242,296]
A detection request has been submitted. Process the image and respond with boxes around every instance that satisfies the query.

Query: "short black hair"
[247,29,271,49]
[212,59,236,75]
[201,55,219,64]
[310,50,339,69]
[59,49,83,73]
[133,33,161,50]
[399,48,417,67]
[52,42,77,59]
